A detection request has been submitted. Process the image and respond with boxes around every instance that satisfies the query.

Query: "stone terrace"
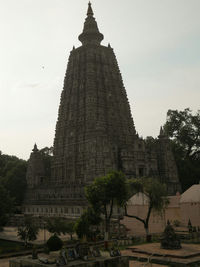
[122,243,200,266]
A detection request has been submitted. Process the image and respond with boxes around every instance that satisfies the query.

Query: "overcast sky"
[0,0,200,160]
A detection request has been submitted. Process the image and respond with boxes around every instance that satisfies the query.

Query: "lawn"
[0,239,28,254]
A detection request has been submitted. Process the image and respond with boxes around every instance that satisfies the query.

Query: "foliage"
[125,178,169,241]
[74,213,90,240]
[164,108,200,159]
[0,152,27,205]
[46,234,63,251]
[45,217,75,239]
[85,171,128,237]
[65,221,75,240]
[0,184,14,231]
[45,217,64,235]
[164,108,200,191]
[4,162,27,206]
[17,216,39,246]
[74,207,101,239]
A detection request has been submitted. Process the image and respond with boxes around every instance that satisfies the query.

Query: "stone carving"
[161,220,181,249]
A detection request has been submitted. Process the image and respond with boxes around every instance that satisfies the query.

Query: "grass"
[0,239,31,254]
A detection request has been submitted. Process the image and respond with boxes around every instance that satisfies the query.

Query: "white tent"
[180,184,200,203]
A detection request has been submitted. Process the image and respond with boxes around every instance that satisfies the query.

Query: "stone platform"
[122,243,200,266]
[9,252,129,267]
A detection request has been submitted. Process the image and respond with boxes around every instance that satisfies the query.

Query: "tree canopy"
[45,217,75,240]
[0,184,14,230]
[0,152,27,206]
[74,207,102,240]
[85,170,128,238]
[17,216,39,246]
[164,108,200,159]
[164,108,200,191]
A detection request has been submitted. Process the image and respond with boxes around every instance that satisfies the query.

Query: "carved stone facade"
[23,3,181,217]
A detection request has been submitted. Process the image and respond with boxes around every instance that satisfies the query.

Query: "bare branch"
[124,205,145,225]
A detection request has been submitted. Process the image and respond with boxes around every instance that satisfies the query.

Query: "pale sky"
[0,0,200,160]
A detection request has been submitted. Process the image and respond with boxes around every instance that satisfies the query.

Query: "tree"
[85,171,127,239]
[125,178,169,241]
[164,108,200,191]
[74,212,90,240]
[0,152,27,206]
[74,207,101,240]
[45,217,75,240]
[164,108,200,159]
[45,217,66,236]
[0,184,14,231]
[65,221,75,240]
[4,161,27,205]
[17,216,39,246]
[46,234,63,251]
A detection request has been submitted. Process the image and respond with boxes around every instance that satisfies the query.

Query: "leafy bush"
[17,216,39,247]
[46,234,63,251]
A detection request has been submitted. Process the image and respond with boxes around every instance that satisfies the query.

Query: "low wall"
[10,256,129,267]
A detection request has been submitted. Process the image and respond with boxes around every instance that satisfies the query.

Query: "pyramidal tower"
[52,2,137,185]
[23,3,181,217]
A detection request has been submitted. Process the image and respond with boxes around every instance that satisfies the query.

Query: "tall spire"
[78,2,104,46]
[87,1,93,16]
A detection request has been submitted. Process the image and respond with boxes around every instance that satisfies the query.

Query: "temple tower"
[51,2,137,187]
[23,3,181,217]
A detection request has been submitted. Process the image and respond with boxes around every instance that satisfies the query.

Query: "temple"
[23,3,181,217]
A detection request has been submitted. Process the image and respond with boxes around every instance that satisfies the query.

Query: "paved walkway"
[0,257,19,267]
[129,262,168,267]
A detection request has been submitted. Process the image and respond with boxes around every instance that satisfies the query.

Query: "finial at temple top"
[87,1,94,17]
[79,2,104,46]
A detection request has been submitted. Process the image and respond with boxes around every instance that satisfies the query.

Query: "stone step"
[122,251,200,266]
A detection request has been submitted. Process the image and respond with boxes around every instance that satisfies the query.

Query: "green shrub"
[46,234,63,251]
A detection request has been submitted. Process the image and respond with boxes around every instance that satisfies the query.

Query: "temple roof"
[128,192,149,205]
[78,2,104,46]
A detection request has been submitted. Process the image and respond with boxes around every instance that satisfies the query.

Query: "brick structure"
[23,3,181,217]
